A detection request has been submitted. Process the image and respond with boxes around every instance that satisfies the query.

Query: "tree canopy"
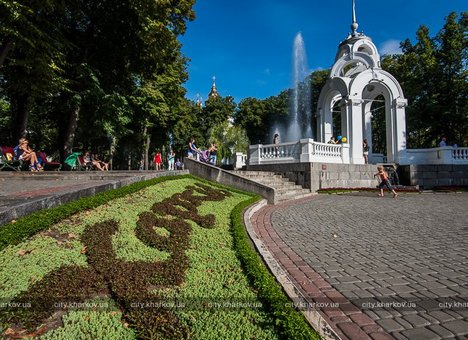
[0,7,466,169]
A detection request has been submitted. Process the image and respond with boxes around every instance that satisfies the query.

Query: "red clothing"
[154,153,162,164]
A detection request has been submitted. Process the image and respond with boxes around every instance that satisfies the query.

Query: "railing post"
[438,147,454,164]
[341,143,350,164]
[249,144,261,165]
[300,138,314,163]
[234,152,246,169]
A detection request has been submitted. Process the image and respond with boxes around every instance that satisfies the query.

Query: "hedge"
[230,198,320,340]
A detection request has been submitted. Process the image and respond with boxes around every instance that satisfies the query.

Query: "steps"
[233,171,313,203]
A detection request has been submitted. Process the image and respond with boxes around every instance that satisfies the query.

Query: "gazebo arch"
[316,1,407,164]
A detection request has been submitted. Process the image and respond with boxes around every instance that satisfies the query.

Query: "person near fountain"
[363,139,369,164]
[273,133,280,157]
[374,166,398,198]
[439,137,447,147]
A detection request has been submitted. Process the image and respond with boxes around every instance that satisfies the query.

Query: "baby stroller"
[198,150,212,164]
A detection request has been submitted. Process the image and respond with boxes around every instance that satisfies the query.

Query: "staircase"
[233,171,313,203]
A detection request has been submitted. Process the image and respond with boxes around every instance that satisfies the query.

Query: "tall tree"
[383,11,467,148]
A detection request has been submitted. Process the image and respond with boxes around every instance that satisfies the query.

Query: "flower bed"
[0,176,317,339]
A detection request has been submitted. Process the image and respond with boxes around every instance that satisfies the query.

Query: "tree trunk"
[62,103,80,159]
[13,94,29,142]
[0,39,13,67]
[109,136,116,170]
[128,152,132,170]
[142,124,151,170]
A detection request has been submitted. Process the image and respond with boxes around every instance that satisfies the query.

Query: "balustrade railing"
[405,146,468,165]
[452,148,468,162]
[249,140,468,165]
[249,139,349,165]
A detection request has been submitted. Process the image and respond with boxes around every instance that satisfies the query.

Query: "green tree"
[383,11,467,148]
[234,97,268,144]
[200,95,236,147]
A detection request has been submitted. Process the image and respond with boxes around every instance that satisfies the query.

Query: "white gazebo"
[316,0,407,164]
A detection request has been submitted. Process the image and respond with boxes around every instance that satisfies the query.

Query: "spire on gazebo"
[351,0,359,36]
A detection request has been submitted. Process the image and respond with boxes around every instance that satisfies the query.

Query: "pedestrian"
[188,138,199,159]
[208,142,217,165]
[439,137,447,147]
[328,136,337,144]
[363,139,369,164]
[168,150,175,170]
[154,150,162,171]
[374,166,398,198]
[273,133,280,157]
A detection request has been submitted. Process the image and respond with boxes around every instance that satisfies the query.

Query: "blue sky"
[179,0,466,103]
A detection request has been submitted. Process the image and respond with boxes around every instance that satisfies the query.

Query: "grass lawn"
[0,176,316,339]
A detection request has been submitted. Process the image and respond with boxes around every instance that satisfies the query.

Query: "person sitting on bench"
[15,138,43,171]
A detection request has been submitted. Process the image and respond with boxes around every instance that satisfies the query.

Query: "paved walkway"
[251,192,468,340]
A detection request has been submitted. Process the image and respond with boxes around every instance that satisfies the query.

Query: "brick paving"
[251,192,468,339]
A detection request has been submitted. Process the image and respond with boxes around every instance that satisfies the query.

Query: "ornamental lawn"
[0,178,278,339]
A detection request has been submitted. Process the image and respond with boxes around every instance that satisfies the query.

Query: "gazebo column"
[390,97,408,164]
[363,101,373,152]
[323,108,333,143]
[345,98,365,164]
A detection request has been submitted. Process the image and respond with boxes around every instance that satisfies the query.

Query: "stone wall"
[247,162,377,192]
[184,158,276,204]
[398,164,468,189]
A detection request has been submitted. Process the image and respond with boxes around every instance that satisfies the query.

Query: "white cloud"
[379,40,403,56]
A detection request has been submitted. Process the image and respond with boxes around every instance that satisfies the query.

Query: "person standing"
[168,150,175,170]
[439,137,447,147]
[154,150,162,171]
[273,133,280,157]
[188,138,199,159]
[363,139,370,164]
[374,166,398,198]
[208,142,217,165]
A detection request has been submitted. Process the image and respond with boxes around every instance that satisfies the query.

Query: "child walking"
[374,166,398,198]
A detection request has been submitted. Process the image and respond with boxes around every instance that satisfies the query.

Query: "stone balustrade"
[249,139,350,165]
[405,146,468,165]
[250,141,468,166]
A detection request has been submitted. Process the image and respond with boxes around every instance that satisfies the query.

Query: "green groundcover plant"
[0,175,318,339]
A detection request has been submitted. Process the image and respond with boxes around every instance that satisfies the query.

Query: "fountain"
[283,32,313,142]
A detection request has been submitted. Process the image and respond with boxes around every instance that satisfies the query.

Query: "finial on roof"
[351,0,359,36]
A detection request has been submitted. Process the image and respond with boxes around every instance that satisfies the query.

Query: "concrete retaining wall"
[398,164,468,189]
[247,162,377,192]
[184,158,276,204]
[0,170,189,226]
